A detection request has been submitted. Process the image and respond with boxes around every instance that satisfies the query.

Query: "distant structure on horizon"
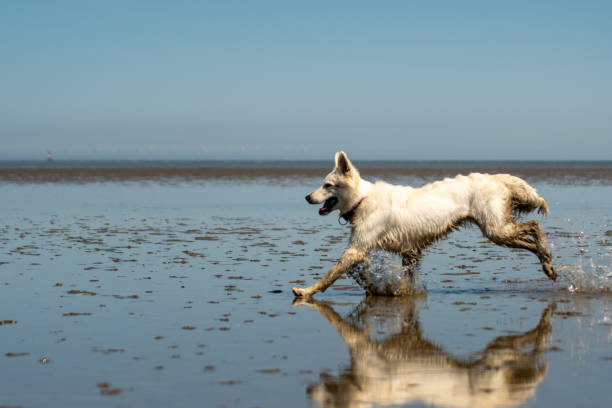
[47,150,53,161]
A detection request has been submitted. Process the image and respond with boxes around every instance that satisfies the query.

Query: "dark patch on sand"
[5,352,29,357]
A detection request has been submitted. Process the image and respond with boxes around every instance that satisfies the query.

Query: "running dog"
[292,151,556,298]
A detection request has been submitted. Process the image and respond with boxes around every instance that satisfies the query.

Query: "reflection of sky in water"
[0,178,611,407]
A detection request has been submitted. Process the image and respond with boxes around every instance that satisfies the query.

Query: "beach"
[1,162,612,407]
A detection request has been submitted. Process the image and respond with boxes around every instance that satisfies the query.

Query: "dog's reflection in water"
[296,297,555,408]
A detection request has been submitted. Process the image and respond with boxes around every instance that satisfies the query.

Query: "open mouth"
[319,197,338,215]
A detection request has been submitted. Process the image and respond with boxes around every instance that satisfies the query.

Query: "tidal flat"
[1,164,612,408]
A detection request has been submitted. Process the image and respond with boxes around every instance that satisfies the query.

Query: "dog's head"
[306,151,361,216]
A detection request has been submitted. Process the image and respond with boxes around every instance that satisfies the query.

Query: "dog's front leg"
[292,248,366,298]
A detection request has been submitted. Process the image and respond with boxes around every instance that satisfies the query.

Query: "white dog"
[292,151,556,298]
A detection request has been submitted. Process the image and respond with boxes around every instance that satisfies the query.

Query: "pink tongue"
[319,198,336,214]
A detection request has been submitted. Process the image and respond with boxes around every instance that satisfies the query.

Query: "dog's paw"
[292,287,313,298]
[543,264,557,281]
[549,267,558,281]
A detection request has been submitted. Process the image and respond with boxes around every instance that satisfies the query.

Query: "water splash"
[552,230,612,293]
[348,250,426,296]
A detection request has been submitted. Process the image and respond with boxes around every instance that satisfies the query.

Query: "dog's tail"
[501,175,550,216]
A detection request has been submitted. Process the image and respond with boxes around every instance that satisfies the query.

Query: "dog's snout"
[305,194,313,203]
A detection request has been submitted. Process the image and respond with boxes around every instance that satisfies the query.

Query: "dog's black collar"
[339,198,365,225]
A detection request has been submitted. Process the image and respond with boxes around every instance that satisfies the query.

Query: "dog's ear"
[334,151,353,174]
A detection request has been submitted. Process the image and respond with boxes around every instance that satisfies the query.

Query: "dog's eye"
[323,183,333,189]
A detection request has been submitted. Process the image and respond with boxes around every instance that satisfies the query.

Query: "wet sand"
[1,167,611,407]
[1,165,611,184]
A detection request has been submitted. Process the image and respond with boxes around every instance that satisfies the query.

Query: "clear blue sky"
[1,1,611,160]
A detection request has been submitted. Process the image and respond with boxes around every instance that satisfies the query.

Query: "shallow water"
[1,170,611,407]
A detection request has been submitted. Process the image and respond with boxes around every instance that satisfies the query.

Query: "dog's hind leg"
[292,248,367,298]
[517,220,556,280]
[484,220,557,281]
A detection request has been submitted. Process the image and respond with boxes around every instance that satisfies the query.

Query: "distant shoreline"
[0,159,611,169]
[1,164,611,184]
